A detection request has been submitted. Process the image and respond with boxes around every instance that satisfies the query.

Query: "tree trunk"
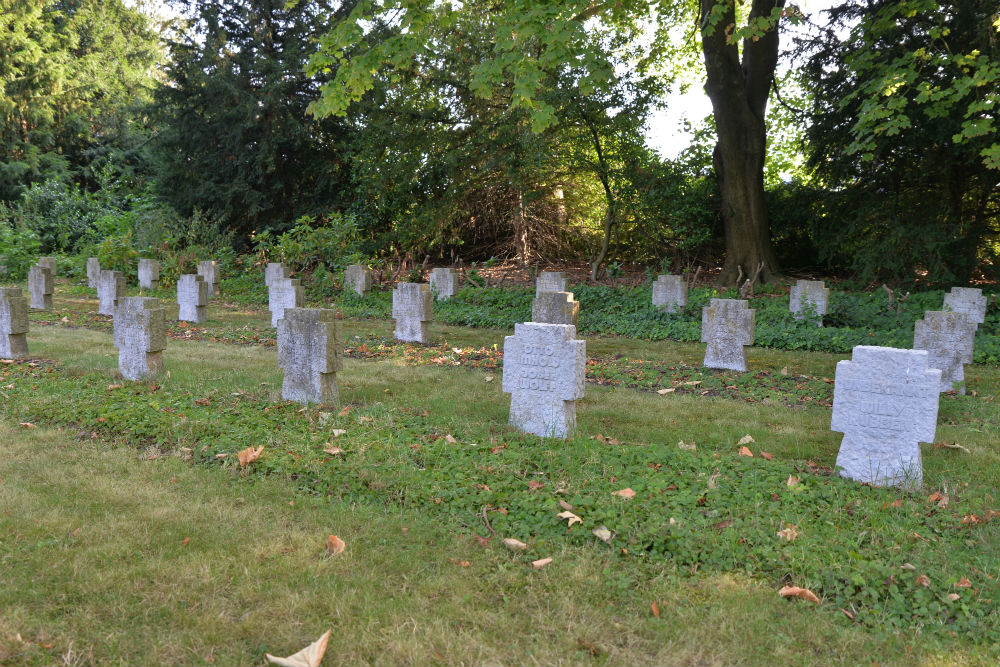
[700,0,783,284]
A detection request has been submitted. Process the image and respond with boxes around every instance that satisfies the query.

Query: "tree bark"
[700,0,783,284]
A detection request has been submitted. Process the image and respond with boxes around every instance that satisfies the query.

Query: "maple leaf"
[611,488,636,499]
[502,537,528,552]
[325,535,346,556]
[778,586,820,603]
[557,510,582,527]
[266,630,331,667]
[531,557,553,569]
[237,446,264,468]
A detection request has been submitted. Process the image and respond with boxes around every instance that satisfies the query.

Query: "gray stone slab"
[536,271,567,296]
[265,262,289,287]
[344,264,372,297]
[832,346,940,489]
[701,298,755,371]
[197,260,219,295]
[138,258,160,290]
[97,270,126,316]
[37,257,57,276]
[0,287,29,359]
[942,287,987,326]
[532,291,579,326]
[502,322,586,438]
[28,265,53,310]
[429,267,459,300]
[913,310,977,394]
[392,283,432,343]
[277,307,341,404]
[652,275,687,313]
[113,296,166,381]
[177,274,209,323]
[86,257,101,288]
[269,277,304,327]
[789,279,829,325]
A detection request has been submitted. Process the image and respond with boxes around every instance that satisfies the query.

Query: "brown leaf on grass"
[195,397,211,406]
[961,514,983,525]
[474,535,491,547]
[946,593,961,602]
[915,574,931,587]
[558,499,574,511]
[611,488,636,499]
[531,557,553,569]
[737,434,755,446]
[778,586,820,603]
[325,535,346,556]
[776,525,799,542]
[502,537,528,552]
[955,577,972,588]
[927,492,949,508]
[592,526,613,543]
[677,440,696,451]
[576,638,601,657]
[738,446,753,457]
[323,446,344,456]
[106,384,123,391]
[651,600,660,618]
[18,422,37,429]
[444,434,458,444]
[266,630,331,667]
[759,451,774,460]
[900,563,916,571]
[330,429,347,438]
[656,387,675,395]
[237,446,264,468]
[557,510,582,527]
[934,442,971,454]
[527,480,545,491]
[182,537,190,547]
[337,405,351,417]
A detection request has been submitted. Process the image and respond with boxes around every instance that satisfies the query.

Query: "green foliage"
[0,208,41,280]
[252,214,364,274]
[93,232,139,276]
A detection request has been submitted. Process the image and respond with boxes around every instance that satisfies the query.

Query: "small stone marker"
[197,260,219,295]
[789,279,829,325]
[86,257,101,288]
[269,277,304,327]
[536,271,567,296]
[0,287,29,359]
[177,274,209,323]
[831,346,940,489]
[532,291,579,326]
[429,267,459,300]
[344,264,372,297]
[97,269,126,316]
[113,296,166,381]
[37,256,57,276]
[392,283,432,343]
[277,308,342,404]
[138,258,160,290]
[28,265,53,311]
[502,322,586,438]
[652,275,687,313]
[265,262,289,287]
[701,298,755,371]
[942,287,987,327]
[913,311,976,394]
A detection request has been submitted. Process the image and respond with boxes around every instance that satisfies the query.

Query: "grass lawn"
[1,284,998,665]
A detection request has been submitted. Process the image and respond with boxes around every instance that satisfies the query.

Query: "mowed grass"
[1,285,999,665]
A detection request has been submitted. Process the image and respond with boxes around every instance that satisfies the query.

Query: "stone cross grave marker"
[536,271,567,296]
[138,258,160,290]
[113,296,166,381]
[502,322,586,438]
[789,279,829,325]
[532,291,579,326]
[277,308,342,404]
[269,277,304,327]
[37,256,57,276]
[98,270,126,316]
[429,267,459,300]
[86,257,101,288]
[913,311,977,394]
[652,274,687,313]
[344,264,372,297]
[177,274,209,323]
[392,283,432,343]
[831,346,940,489]
[28,265,53,311]
[197,260,219,295]
[265,262,289,288]
[701,298,755,371]
[0,287,29,359]
[942,287,987,327]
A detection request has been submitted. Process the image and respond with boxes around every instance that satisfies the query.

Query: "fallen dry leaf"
[195,397,211,406]
[337,405,351,417]
[531,557,553,569]
[107,384,123,391]
[776,525,799,542]
[677,440,696,451]
[651,600,660,618]
[592,526,613,543]
[557,510,583,527]
[927,492,950,508]
[759,451,774,460]
[934,442,971,454]
[611,488,636,499]
[266,629,331,667]
[900,563,916,571]
[786,475,800,488]
[558,499,574,511]
[946,593,961,602]
[330,429,347,438]
[737,434,755,446]
[444,434,458,444]
[237,446,264,468]
[915,574,931,587]
[18,422,37,429]
[656,388,675,395]
[474,535,491,547]
[955,577,972,588]
[778,585,820,603]
[323,446,344,456]
[325,535,346,556]
[182,537,190,547]
[527,480,545,491]
[502,537,528,552]
[738,446,753,457]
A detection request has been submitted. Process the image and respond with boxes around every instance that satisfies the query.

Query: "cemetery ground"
[2,284,1000,665]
